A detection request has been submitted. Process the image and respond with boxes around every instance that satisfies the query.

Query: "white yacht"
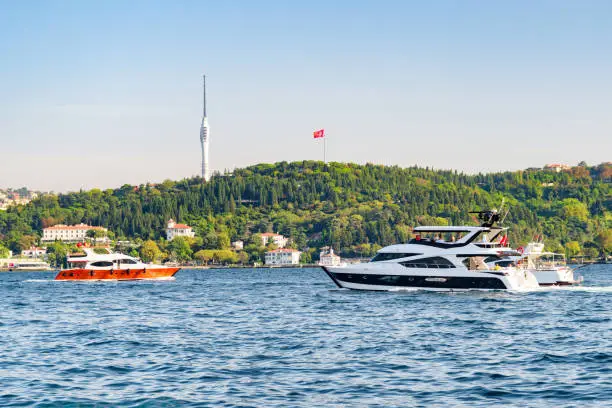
[322,225,540,291]
[485,242,583,286]
[517,242,581,286]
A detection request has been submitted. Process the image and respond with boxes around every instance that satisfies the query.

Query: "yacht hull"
[532,268,582,286]
[322,266,538,291]
[54,267,180,281]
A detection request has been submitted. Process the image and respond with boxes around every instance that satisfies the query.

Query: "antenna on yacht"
[500,208,510,225]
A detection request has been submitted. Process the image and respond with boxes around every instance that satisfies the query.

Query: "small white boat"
[8,261,52,271]
[486,242,583,286]
[518,243,582,286]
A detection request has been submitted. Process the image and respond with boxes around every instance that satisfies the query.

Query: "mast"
[200,74,210,181]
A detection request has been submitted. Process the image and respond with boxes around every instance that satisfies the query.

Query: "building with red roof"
[166,219,195,241]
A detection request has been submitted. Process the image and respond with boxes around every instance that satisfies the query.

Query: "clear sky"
[1,0,610,191]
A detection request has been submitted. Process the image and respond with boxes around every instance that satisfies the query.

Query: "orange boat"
[55,248,180,281]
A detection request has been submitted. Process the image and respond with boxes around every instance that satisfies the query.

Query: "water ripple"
[0,265,610,407]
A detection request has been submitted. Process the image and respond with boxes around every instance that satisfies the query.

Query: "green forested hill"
[0,161,610,263]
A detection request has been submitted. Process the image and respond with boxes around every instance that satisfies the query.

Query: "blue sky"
[1,0,610,191]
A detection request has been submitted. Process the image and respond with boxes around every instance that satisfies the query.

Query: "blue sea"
[1,265,611,407]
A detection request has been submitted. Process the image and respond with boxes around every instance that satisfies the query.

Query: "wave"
[24,277,176,283]
[538,285,612,293]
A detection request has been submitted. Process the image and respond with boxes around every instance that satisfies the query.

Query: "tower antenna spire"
[202,74,206,118]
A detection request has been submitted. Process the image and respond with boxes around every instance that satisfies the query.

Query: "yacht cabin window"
[371,253,421,262]
[400,257,455,268]
[90,261,113,267]
[115,258,137,265]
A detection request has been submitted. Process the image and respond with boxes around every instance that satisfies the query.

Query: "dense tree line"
[0,161,610,264]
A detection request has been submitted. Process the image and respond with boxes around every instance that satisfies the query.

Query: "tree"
[140,240,162,263]
[247,233,263,247]
[216,249,238,265]
[17,235,37,251]
[0,244,9,258]
[217,231,231,249]
[560,199,589,222]
[237,251,249,264]
[194,249,215,265]
[594,230,612,257]
[565,241,581,258]
[167,237,193,263]
[201,232,218,249]
[86,228,107,245]
[0,160,609,261]
[46,242,68,268]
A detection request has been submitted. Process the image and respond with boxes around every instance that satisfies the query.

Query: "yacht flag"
[500,235,508,247]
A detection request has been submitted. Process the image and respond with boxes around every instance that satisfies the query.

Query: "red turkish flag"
[500,235,508,247]
[313,129,325,138]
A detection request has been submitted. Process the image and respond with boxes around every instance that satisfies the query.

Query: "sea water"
[0,265,610,407]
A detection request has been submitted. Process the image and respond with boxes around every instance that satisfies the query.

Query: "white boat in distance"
[7,260,52,271]
[322,223,540,292]
[485,242,583,286]
[518,242,582,286]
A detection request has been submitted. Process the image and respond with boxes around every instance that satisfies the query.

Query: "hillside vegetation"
[0,161,610,264]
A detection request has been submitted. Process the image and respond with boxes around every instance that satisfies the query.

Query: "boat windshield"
[114,258,138,264]
[371,253,421,262]
[461,256,490,270]
[410,230,486,245]
[527,253,566,269]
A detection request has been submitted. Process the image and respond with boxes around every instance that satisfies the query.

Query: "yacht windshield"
[115,258,138,265]
[460,256,490,270]
[371,253,421,262]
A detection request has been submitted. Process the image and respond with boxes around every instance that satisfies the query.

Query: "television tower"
[200,74,210,182]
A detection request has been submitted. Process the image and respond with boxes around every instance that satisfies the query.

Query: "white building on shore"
[21,246,47,258]
[544,163,571,173]
[265,248,301,265]
[42,223,108,243]
[318,247,342,266]
[260,232,288,248]
[166,219,195,241]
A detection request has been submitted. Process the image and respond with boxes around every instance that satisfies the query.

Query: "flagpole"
[313,129,326,163]
[323,136,326,164]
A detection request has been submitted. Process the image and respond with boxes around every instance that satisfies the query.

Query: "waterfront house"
[265,248,301,265]
[21,246,47,258]
[318,246,342,266]
[42,223,108,243]
[166,219,195,241]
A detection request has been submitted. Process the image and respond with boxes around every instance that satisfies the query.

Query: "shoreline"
[0,264,324,272]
